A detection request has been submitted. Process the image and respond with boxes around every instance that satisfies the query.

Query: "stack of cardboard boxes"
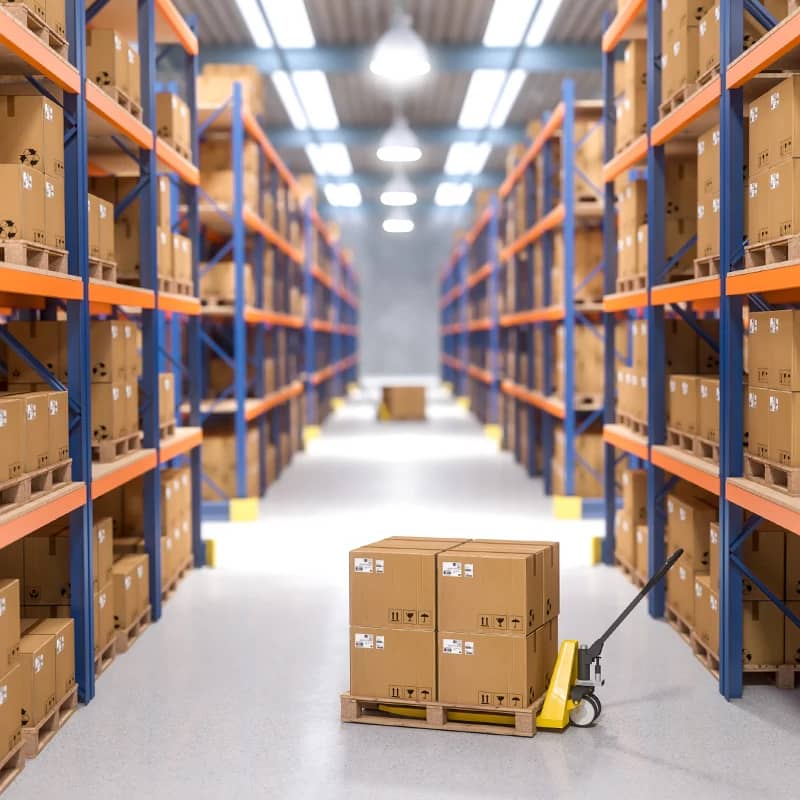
[614,469,648,579]
[349,538,558,710]
[551,425,604,498]
[86,28,141,108]
[197,63,265,119]
[156,92,192,160]
[615,41,647,154]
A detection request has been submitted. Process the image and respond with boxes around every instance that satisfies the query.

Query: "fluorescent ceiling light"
[291,70,339,130]
[272,71,307,130]
[324,182,362,208]
[261,0,315,48]
[458,69,508,130]
[526,0,563,47]
[383,217,415,234]
[305,143,353,177]
[370,11,431,85]
[483,0,537,47]
[443,142,492,176]
[489,69,526,129]
[377,115,422,163]
[234,0,273,48]
[380,172,417,207]
[434,182,473,207]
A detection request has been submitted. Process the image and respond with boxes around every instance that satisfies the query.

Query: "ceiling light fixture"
[291,70,339,130]
[526,0,564,47]
[377,115,422,163]
[380,171,417,207]
[443,141,492,177]
[235,0,273,48]
[482,0,537,48]
[260,0,315,48]
[383,217,415,234]
[305,143,353,177]
[489,69,526,129]
[324,182,362,208]
[370,11,431,85]
[434,181,473,207]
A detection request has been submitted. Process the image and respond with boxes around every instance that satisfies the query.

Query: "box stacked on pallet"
[86,28,142,115]
[200,136,260,213]
[156,92,192,161]
[202,424,261,500]
[553,323,603,408]
[615,42,647,154]
[615,469,647,580]
[197,63,265,117]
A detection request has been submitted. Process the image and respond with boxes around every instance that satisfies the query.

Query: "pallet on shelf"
[693,435,719,464]
[744,454,800,495]
[615,412,648,437]
[341,692,545,738]
[694,254,721,279]
[615,274,647,293]
[745,232,800,269]
[665,604,693,647]
[92,432,143,463]
[0,240,68,274]
[659,80,702,118]
[114,605,152,655]
[162,554,194,603]
[94,637,115,678]
[615,554,645,589]
[96,83,142,120]
[0,4,68,58]
[666,427,695,454]
[88,257,117,283]
[0,743,24,796]
[0,459,72,512]
[159,421,177,440]
[22,685,78,759]
[158,135,191,161]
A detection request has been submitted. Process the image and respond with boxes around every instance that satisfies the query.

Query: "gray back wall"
[338,209,470,378]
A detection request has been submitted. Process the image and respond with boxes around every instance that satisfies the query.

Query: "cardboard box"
[615,509,635,566]
[666,560,698,625]
[43,173,65,250]
[767,389,800,467]
[747,167,769,244]
[46,390,69,465]
[635,524,648,580]
[622,469,647,524]
[746,386,770,458]
[667,374,700,433]
[667,493,716,571]
[698,377,720,442]
[200,261,255,305]
[94,582,114,655]
[19,633,55,727]
[0,95,64,176]
[94,516,113,590]
[112,556,140,630]
[752,310,800,390]
[709,521,720,590]
[159,373,175,426]
[6,320,65,383]
[86,29,129,93]
[786,602,800,665]
[743,601,784,666]
[122,321,138,379]
[438,624,556,708]
[91,383,125,441]
[753,74,800,169]
[747,312,769,387]
[197,64,265,117]
[693,575,719,654]
[0,664,21,760]
[156,93,182,146]
[741,528,785,600]
[0,580,20,669]
[157,174,171,228]
[172,233,193,284]
[157,226,172,277]
[96,195,114,261]
[124,380,139,433]
[132,553,150,614]
[0,397,24,482]
[0,164,45,244]
[115,212,140,280]
[788,533,800,600]
[21,392,49,472]
[349,627,435,702]
[382,387,425,420]
[46,0,66,37]
[24,530,70,605]
[31,618,74,700]
[127,44,141,105]
[437,547,544,635]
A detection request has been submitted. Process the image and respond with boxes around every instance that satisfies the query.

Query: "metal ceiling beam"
[266,125,525,149]
[200,43,601,73]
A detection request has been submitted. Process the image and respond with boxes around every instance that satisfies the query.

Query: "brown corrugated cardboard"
[96,195,114,261]
[635,525,648,580]
[0,164,45,244]
[767,389,800,467]
[741,529,785,600]
[24,530,69,605]
[764,158,800,240]
[156,93,181,146]
[0,664,21,760]
[694,575,719,654]
[157,174,171,228]
[0,580,20,669]
[0,397,24,482]
[6,320,65,383]
[91,382,125,441]
[159,373,175,426]
[437,547,544,635]
[112,556,139,630]
[747,167,769,244]
[698,377,720,442]
[747,311,769,387]
[44,173,65,249]
[349,627,435,702]
[124,380,139,433]
[743,601,784,666]
[19,633,55,727]
[94,516,113,590]
[757,310,800,390]
[438,624,556,708]
[788,533,800,600]
[746,385,770,458]
[94,582,114,655]
[86,28,129,94]
[22,392,49,472]
[200,261,255,305]
[132,553,150,614]
[709,521,720,590]
[47,390,69,465]
[615,509,635,565]
[31,618,74,700]
[667,374,700,433]
[666,561,698,625]
[0,95,64,176]
[667,492,716,571]
[622,469,647,524]
[382,387,426,420]
[786,602,800,665]
[157,226,172,277]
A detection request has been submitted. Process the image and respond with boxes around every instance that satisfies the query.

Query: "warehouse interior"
[1,0,800,797]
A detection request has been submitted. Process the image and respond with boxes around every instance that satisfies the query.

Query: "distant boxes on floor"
[380,387,426,421]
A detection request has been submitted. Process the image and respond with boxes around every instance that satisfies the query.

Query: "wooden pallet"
[666,427,695,454]
[98,84,142,121]
[745,232,800,269]
[575,198,604,217]
[574,394,603,411]
[744,453,800,495]
[162,555,194,603]
[615,273,647,293]
[615,555,645,589]
[691,634,799,687]
[22,685,78,759]
[169,279,194,296]
[114,605,152,655]
[341,693,545,738]
[694,253,721,279]
[0,743,24,795]
[200,294,236,309]
[0,459,71,513]
[92,431,143,463]
[659,81,700,118]
[1,4,68,57]
[693,435,720,464]
[159,420,177,440]
[158,135,192,161]
[691,633,721,680]
[697,64,721,89]
[616,412,649,436]
[0,239,68,273]
[665,604,693,646]
[88,257,117,283]
[94,637,116,678]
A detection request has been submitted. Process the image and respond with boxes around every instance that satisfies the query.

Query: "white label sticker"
[464,563,474,578]
[375,635,384,650]
[711,526,718,545]
[679,566,687,581]
[55,635,64,655]
[0,410,6,427]
[49,399,58,416]
[749,106,758,124]
[441,561,462,577]
[701,384,708,399]
[770,171,780,190]
[26,402,36,421]
[668,499,674,514]
[711,595,718,612]
[770,394,780,413]
[98,526,106,544]
[99,592,107,609]
[45,180,55,198]
[465,641,475,656]
[126,385,133,399]
[112,387,120,401]
[442,638,463,655]
[44,102,53,121]
[22,170,32,190]
[125,575,132,591]
[679,506,687,522]
[137,565,144,579]
[771,91,781,111]
[354,633,373,649]
[353,557,372,574]
[34,654,44,673]
[0,598,5,616]
[0,686,6,705]
[375,559,384,574]
[770,316,780,334]
[695,581,703,598]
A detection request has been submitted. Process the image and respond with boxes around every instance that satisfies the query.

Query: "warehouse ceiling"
[175,0,614,215]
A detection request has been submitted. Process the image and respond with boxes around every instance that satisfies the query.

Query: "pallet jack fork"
[537,548,684,730]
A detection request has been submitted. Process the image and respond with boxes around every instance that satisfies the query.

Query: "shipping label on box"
[94,582,114,655]
[94,517,114,590]
[747,386,770,458]
[0,581,20,669]
[47,390,69,465]
[22,392,50,471]
[19,633,56,727]
[667,374,700,433]
[44,174,65,250]
[0,96,64,177]
[698,377,720,442]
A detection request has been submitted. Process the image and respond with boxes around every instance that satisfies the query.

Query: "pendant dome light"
[377,114,422,163]
[369,10,431,86]
[380,170,417,207]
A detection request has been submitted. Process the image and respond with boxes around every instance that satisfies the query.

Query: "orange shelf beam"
[243,307,305,328]
[602,0,646,52]
[247,382,304,420]
[466,262,493,290]
[159,427,203,463]
[650,276,720,307]
[243,112,298,193]
[159,292,201,316]
[727,11,800,88]
[312,356,357,386]
[156,0,199,54]
[501,205,565,262]
[501,380,566,419]
[86,81,153,150]
[0,484,85,550]
[467,318,492,332]
[651,446,720,495]
[726,263,800,297]
[603,290,648,312]
[603,424,648,461]
[311,264,334,290]
[651,76,721,146]
[465,207,493,247]
[91,450,158,499]
[500,305,565,326]
[156,138,199,186]
[0,8,80,93]
[602,134,648,184]
[243,209,303,264]
[499,103,565,198]
[439,284,462,309]
[0,265,83,302]
[726,478,800,536]
[468,365,494,385]
[88,280,156,309]
[441,354,465,371]
[442,322,464,335]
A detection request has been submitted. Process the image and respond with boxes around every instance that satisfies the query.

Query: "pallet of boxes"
[614,468,649,586]
[343,537,559,736]
[378,388,426,421]
[0,0,67,56]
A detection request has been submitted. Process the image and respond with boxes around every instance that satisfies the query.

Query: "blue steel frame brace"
[646,0,668,618]
[524,159,538,477]
[458,248,468,397]
[541,128,556,495]
[139,0,163,620]
[487,197,500,425]
[66,0,95,704]
[304,198,316,427]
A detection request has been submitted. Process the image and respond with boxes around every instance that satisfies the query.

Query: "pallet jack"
[537,547,684,730]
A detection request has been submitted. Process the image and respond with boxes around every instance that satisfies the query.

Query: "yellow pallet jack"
[537,547,684,730]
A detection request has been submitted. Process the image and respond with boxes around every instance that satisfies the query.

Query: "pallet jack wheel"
[569,694,601,728]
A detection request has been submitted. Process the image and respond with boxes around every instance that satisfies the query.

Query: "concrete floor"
[9,385,799,799]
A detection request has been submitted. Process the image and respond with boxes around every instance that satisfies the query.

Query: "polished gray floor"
[8,387,799,800]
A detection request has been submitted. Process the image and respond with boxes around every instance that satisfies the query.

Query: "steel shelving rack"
[0,0,203,704]
[196,86,358,521]
[440,80,606,519]
[600,0,800,698]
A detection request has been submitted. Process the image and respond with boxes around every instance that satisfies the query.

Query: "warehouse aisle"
[8,386,799,800]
